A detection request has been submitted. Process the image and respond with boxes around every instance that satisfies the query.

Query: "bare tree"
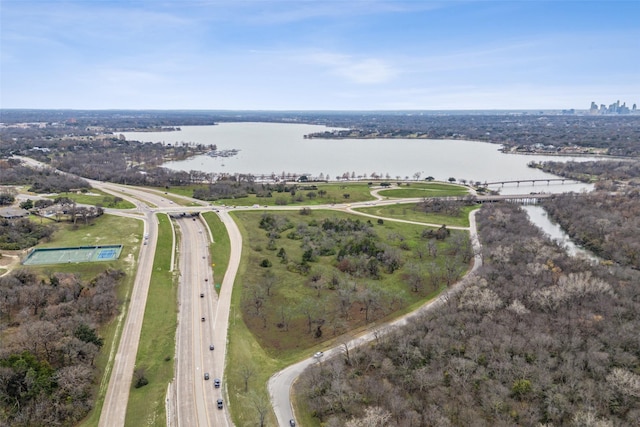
[239,364,255,392]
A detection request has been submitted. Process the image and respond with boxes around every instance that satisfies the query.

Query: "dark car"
[201,317,205,322]
[200,293,204,298]
[209,344,214,351]
[289,420,296,426]
[214,378,220,388]
[217,399,223,409]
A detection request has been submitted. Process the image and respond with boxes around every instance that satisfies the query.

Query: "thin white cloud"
[302,52,397,84]
[235,0,447,26]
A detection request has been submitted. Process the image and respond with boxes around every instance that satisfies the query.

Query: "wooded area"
[0,269,124,426]
[295,202,640,426]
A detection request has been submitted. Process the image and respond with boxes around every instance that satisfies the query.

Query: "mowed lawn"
[376,181,471,198]
[125,214,177,427]
[46,190,136,209]
[354,203,478,228]
[31,213,142,281]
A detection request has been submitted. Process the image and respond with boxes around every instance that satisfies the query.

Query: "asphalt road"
[170,209,241,427]
[14,156,494,426]
[97,186,170,427]
[173,217,220,426]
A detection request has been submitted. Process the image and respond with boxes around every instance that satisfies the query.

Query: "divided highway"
[17,155,532,427]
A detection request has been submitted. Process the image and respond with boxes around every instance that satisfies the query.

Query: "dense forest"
[0,269,124,427]
[295,202,640,426]
[542,190,640,269]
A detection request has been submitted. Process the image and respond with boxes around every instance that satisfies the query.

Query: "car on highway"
[217,399,223,409]
[209,344,214,350]
[214,378,220,388]
[200,293,204,298]
[201,317,205,322]
[204,373,210,380]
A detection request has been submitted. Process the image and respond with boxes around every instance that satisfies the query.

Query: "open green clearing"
[355,203,478,228]
[225,208,472,425]
[377,182,471,198]
[46,190,136,209]
[202,211,230,293]
[234,209,470,351]
[125,214,177,427]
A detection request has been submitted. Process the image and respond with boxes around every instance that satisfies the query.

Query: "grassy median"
[125,213,177,427]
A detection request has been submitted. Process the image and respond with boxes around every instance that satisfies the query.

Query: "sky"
[1,0,638,110]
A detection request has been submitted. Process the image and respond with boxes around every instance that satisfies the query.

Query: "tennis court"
[23,244,123,266]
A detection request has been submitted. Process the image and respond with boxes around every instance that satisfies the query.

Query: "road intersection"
[16,157,488,427]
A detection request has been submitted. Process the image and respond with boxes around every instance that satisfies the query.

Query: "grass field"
[202,211,230,293]
[225,208,471,425]
[354,203,478,228]
[32,214,142,281]
[125,214,177,427]
[376,181,471,198]
[47,190,136,209]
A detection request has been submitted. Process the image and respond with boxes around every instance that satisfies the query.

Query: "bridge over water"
[475,193,554,204]
[481,178,573,187]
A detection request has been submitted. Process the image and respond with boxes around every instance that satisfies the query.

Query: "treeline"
[0,217,55,250]
[0,109,216,129]
[0,269,124,427]
[415,196,477,217]
[193,179,317,202]
[532,160,640,188]
[542,189,640,269]
[295,203,640,426]
[304,114,640,157]
[0,159,90,193]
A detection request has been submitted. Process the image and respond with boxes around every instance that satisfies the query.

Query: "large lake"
[122,122,598,195]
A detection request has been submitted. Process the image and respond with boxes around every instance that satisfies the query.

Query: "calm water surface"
[522,205,599,261]
[122,122,598,195]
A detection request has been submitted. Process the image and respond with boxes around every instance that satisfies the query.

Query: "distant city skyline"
[1,0,638,111]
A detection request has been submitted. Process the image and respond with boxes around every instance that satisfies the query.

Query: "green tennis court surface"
[23,245,123,265]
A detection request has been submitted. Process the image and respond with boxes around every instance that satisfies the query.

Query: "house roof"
[0,207,29,219]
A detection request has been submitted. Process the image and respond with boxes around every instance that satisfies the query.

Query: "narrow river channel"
[522,205,599,262]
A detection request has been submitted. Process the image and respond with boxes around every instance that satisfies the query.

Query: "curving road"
[14,155,495,427]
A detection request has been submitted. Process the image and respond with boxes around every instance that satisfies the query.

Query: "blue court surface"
[23,245,123,265]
